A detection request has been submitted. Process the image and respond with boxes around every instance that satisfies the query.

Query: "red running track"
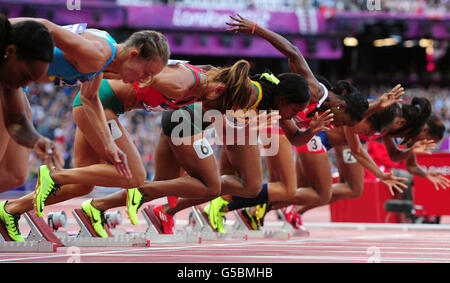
[2,196,450,263]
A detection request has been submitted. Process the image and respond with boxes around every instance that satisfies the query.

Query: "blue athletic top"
[316,130,333,151]
[47,24,117,87]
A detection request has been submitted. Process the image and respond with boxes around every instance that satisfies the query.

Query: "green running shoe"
[209,197,228,234]
[0,201,24,242]
[126,188,146,225]
[81,199,108,238]
[34,165,60,218]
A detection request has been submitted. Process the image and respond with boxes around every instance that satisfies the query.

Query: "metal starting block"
[0,211,60,253]
[276,209,310,237]
[231,210,290,239]
[140,205,201,244]
[187,206,248,241]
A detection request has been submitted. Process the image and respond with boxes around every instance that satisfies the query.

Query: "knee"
[348,185,363,199]
[126,167,146,188]
[202,182,222,198]
[2,172,28,191]
[316,190,333,206]
[244,180,263,198]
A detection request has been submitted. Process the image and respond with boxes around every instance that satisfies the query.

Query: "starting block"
[276,209,310,237]
[187,206,247,241]
[0,211,60,253]
[52,209,150,247]
[140,205,201,244]
[231,210,290,239]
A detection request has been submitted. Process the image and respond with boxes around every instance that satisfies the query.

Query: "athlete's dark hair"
[426,114,446,141]
[367,103,400,132]
[253,72,310,110]
[0,14,54,63]
[316,77,369,123]
[390,97,432,144]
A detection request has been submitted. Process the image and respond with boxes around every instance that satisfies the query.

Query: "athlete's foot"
[0,201,24,241]
[292,212,303,230]
[81,199,108,238]
[282,205,296,223]
[153,204,174,234]
[33,165,61,218]
[126,188,146,225]
[240,208,259,230]
[209,197,228,234]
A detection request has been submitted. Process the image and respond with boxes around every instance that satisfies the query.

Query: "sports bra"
[133,61,206,112]
[47,24,117,87]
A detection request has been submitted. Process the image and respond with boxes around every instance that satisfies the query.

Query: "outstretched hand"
[378,84,405,109]
[380,171,409,196]
[308,110,334,135]
[226,14,256,34]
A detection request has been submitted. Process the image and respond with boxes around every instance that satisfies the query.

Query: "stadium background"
[0,0,449,194]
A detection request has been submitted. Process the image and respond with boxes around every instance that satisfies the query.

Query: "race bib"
[193,138,213,159]
[307,136,323,152]
[342,148,357,164]
[107,120,123,140]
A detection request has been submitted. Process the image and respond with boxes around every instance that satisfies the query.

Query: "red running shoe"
[153,205,174,234]
[292,212,303,229]
[167,196,178,208]
[282,205,295,223]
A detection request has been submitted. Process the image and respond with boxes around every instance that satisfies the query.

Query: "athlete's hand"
[411,139,436,155]
[308,110,334,135]
[380,171,409,196]
[250,110,281,132]
[226,14,256,34]
[33,136,64,170]
[425,171,450,191]
[105,142,132,179]
[377,84,405,109]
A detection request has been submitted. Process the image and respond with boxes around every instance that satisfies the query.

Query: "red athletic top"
[133,63,206,112]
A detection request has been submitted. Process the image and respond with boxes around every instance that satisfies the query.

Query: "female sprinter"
[0,15,65,241]
[0,59,255,239]
[201,15,407,233]
[0,15,63,192]
[289,113,448,228]
[8,18,170,217]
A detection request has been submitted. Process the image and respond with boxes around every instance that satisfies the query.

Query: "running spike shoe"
[81,199,108,238]
[0,201,24,242]
[126,188,146,225]
[33,165,60,218]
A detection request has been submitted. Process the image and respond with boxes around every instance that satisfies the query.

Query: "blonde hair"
[206,59,253,113]
[123,30,170,65]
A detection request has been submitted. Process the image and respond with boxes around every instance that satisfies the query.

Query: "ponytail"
[206,59,253,113]
[391,97,432,144]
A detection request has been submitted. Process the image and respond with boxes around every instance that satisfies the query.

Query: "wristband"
[251,23,257,35]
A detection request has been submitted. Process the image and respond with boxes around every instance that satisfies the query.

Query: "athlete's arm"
[364,84,404,118]
[405,154,450,191]
[382,136,435,162]
[281,110,333,146]
[10,18,108,72]
[226,14,322,99]
[344,126,407,195]
[1,87,63,168]
[78,74,131,178]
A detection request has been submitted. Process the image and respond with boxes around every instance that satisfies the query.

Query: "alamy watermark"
[167,108,280,157]
[67,0,81,10]
[367,0,382,11]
